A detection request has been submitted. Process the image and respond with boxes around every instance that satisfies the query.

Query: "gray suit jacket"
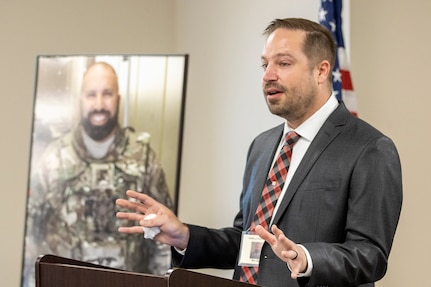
[173,103,403,287]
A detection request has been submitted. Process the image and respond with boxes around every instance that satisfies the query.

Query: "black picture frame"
[21,54,188,287]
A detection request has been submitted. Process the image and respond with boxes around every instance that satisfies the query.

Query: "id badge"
[238,231,264,267]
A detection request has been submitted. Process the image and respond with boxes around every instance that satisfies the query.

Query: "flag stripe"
[341,69,353,90]
[319,0,358,116]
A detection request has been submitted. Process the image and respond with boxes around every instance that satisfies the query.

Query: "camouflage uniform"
[23,124,174,286]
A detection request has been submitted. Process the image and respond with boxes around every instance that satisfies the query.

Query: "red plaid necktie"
[240,131,300,284]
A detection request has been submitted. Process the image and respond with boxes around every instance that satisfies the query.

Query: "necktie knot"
[284,131,300,149]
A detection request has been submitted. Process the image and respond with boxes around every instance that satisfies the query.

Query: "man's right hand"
[116,190,190,250]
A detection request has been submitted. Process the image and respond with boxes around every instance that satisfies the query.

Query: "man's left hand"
[255,224,308,279]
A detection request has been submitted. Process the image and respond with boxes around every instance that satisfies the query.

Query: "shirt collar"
[283,94,339,142]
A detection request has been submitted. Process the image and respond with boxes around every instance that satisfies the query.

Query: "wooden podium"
[35,255,258,287]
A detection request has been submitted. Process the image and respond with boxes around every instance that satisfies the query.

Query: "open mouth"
[90,112,110,125]
[264,82,285,97]
[266,88,282,96]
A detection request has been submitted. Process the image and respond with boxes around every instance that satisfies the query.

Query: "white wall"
[1,0,429,286]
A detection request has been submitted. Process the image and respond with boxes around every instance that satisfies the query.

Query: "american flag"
[319,0,358,116]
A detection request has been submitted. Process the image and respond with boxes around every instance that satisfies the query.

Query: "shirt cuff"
[286,244,313,277]
[174,246,187,255]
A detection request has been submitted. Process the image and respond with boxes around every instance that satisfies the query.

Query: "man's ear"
[316,60,331,84]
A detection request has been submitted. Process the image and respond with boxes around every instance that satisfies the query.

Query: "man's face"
[80,64,120,141]
[261,28,319,127]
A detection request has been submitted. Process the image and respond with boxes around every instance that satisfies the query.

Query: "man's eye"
[261,63,268,70]
[104,92,113,96]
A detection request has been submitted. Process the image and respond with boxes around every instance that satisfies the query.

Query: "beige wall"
[1,0,429,286]
[0,1,176,286]
[351,1,431,286]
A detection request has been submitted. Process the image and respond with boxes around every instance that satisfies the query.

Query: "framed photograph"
[21,54,188,287]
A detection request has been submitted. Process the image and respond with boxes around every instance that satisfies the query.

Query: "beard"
[264,80,316,122]
[81,110,118,141]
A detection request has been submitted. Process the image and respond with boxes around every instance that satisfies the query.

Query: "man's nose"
[94,94,104,109]
[263,65,277,82]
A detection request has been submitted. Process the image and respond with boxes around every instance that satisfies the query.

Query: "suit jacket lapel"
[271,103,349,226]
[246,125,284,229]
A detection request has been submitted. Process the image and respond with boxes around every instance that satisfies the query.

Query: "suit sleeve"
[170,133,273,270]
[172,213,243,269]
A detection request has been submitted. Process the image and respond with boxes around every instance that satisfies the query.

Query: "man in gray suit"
[116,18,402,287]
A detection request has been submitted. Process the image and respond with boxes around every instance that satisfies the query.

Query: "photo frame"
[21,54,188,287]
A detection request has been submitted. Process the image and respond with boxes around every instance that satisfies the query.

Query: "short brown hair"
[264,18,336,76]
